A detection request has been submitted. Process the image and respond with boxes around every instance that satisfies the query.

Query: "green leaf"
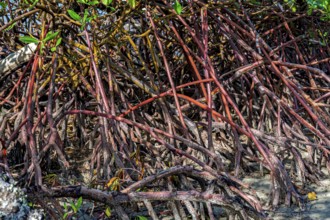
[136,216,148,220]
[105,207,111,217]
[77,0,99,5]
[307,8,313,15]
[76,197,83,209]
[19,36,39,44]
[43,31,59,42]
[70,201,77,213]
[0,2,7,10]
[63,212,68,220]
[63,202,68,210]
[101,0,112,6]
[4,21,16,32]
[86,15,97,23]
[83,9,88,23]
[27,0,39,9]
[77,0,88,4]
[55,38,62,47]
[128,0,136,9]
[173,0,182,15]
[51,36,62,52]
[68,9,81,21]
[88,0,99,5]
[40,42,45,51]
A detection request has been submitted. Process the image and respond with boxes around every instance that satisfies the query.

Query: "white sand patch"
[243,175,330,219]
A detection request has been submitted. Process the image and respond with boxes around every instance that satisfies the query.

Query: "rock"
[0,173,43,220]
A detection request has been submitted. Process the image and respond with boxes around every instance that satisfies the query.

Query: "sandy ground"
[243,175,330,220]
